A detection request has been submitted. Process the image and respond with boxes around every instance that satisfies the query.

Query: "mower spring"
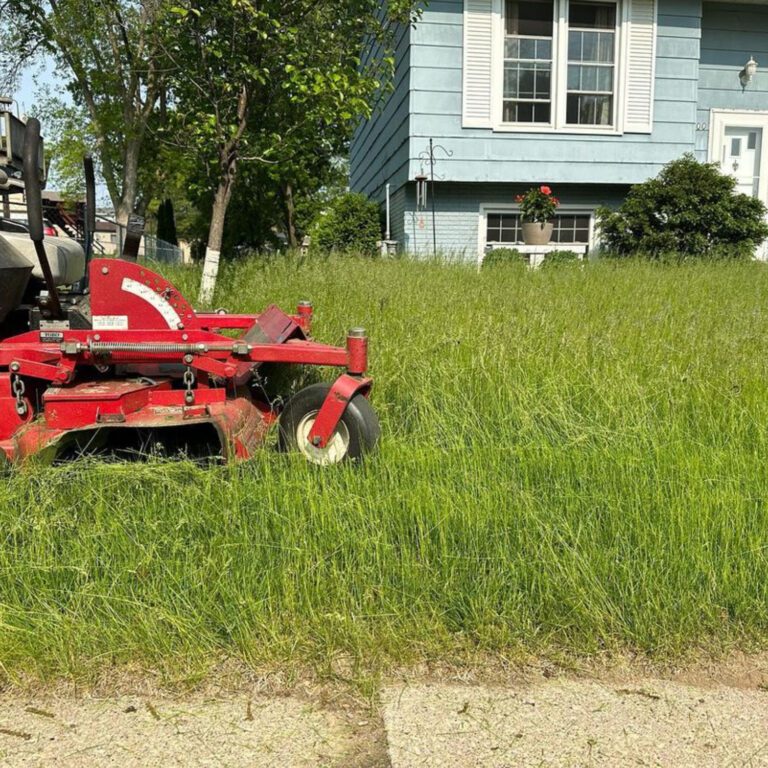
[88,341,212,356]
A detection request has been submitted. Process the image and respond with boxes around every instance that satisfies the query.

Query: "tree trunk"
[115,136,143,227]
[282,182,298,249]
[199,87,248,304]
[199,167,235,304]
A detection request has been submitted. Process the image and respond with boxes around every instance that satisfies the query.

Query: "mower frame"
[0,257,373,464]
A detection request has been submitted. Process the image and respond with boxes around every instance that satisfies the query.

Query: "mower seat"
[0,231,86,286]
[0,236,34,324]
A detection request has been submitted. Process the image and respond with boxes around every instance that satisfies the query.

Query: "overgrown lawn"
[3,256,768,682]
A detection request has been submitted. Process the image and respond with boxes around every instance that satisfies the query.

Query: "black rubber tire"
[278,382,380,464]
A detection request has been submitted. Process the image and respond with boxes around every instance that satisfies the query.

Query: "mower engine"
[0,120,379,466]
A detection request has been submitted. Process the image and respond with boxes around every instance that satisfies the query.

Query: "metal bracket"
[306,374,372,449]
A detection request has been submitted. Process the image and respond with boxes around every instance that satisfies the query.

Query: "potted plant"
[516,186,560,246]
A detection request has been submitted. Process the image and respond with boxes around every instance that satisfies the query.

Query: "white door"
[720,127,763,197]
[720,126,766,259]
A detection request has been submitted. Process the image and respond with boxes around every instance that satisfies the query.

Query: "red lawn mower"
[0,119,379,466]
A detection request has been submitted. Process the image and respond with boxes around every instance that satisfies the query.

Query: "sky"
[12,59,61,116]
[10,60,112,207]
[14,69,37,115]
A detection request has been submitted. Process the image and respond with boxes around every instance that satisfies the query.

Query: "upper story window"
[502,0,620,130]
[567,2,617,126]
[503,0,554,124]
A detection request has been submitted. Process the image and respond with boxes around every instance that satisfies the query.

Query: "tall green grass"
[3,256,768,682]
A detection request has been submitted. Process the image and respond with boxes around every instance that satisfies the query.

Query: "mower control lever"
[22,118,63,319]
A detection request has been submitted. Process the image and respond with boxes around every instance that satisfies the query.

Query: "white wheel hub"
[296,411,351,466]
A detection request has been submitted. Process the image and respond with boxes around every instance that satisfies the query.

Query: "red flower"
[515,194,524,203]
[540,185,552,195]
[552,197,560,205]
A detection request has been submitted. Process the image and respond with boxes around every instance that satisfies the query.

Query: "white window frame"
[478,202,595,261]
[491,0,630,135]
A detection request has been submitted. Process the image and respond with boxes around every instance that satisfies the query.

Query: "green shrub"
[311,192,381,256]
[597,154,768,259]
[482,247,528,268]
[541,249,582,267]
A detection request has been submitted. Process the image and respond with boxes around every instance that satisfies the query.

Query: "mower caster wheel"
[278,383,380,466]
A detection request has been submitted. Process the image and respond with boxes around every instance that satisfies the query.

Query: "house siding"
[408,0,702,185]
[389,184,409,245]
[352,0,768,259]
[350,24,412,202]
[401,182,629,256]
[696,2,768,160]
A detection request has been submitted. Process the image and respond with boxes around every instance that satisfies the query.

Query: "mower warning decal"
[93,315,129,330]
[121,277,182,329]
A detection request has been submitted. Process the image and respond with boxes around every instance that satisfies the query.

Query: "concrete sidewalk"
[0,694,363,767]
[382,678,768,767]
[3,673,768,766]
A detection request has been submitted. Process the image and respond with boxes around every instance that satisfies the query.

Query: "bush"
[541,249,582,267]
[311,192,381,256]
[482,247,528,268]
[597,154,768,259]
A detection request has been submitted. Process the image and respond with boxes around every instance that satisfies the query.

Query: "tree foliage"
[161,0,418,298]
[312,192,381,256]
[2,0,171,224]
[598,155,768,258]
[5,0,418,268]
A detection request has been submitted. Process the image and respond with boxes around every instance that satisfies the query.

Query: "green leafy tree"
[3,0,172,225]
[598,155,768,258]
[163,0,418,301]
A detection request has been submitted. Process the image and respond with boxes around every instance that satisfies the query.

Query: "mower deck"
[0,258,374,465]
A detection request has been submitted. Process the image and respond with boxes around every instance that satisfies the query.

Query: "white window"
[503,0,554,124]
[566,2,617,126]
[462,0,656,134]
[486,211,592,245]
[502,0,619,129]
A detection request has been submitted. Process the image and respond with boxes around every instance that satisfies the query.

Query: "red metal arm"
[307,374,373,449]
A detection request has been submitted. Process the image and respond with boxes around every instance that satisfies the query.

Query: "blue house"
[350,0,768,260]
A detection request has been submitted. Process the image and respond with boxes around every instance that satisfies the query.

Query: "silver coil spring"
[89,342,201,355]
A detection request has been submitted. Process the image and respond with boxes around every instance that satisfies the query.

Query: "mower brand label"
[39,331,65,343]
[93,315,130,330]
[120,278,183,329]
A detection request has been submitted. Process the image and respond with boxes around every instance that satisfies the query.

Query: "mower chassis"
[0,258,372,463]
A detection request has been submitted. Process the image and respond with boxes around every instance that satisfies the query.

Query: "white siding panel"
[624,0,658,133]
[462,0,494,128]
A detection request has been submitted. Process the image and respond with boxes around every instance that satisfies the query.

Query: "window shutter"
[623,0,657,134]
[463,0,494,128]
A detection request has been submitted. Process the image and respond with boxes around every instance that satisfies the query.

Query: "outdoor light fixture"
[740,57,758,89]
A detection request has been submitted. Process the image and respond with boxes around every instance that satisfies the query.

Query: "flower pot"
[521,221,554,246]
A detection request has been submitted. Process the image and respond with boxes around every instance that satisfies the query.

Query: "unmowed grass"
[4,255,768,683]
